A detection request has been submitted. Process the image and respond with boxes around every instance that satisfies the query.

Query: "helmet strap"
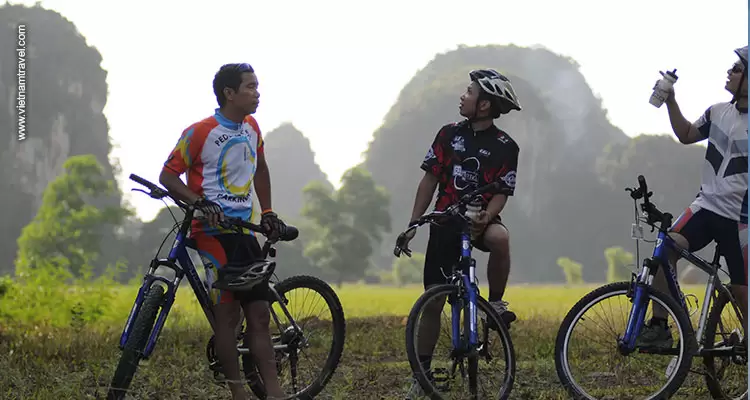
[731,71,748,112]
[467,95,495,123]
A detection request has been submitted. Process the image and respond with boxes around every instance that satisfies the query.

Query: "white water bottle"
[465,199,482,240]
[649,69,679,108]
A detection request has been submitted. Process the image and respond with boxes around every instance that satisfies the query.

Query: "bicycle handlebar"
[128,174,298,242]
[393,181,501,257]
[415,181,500,225]
[625,175,673,231]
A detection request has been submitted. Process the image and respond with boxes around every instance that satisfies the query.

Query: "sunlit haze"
[11,0,749,221]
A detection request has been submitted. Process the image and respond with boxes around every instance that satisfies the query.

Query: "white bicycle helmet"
[469,69,522,118]
[732,45,748,105]
[735,45,748,69]
[212,260,276,292]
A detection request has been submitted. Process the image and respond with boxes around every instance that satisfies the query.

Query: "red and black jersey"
[420,120,519,211]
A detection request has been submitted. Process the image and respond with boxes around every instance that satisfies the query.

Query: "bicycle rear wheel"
[107,284,166,400]
[554,281,696,400]
[703,285,747,399]
[244,275,346,400]
[405,284,515,400]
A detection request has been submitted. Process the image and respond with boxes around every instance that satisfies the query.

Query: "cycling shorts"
[423,215,505,289]
[670,204,748,285]
[194,233,273,305]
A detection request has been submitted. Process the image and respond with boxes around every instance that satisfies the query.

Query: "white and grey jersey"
[691,102,748,223]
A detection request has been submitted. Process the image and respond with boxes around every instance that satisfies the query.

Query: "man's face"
[459,81,490,118]
[725,60,747,96]
[225,71,260,115]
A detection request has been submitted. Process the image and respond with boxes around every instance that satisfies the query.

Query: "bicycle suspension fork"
[452,233,479,351]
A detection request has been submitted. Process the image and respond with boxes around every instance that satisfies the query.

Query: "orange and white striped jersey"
[163,108,264,235]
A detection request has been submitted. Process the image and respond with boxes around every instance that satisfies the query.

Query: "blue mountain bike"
[107,174,346,400]
[395,182,516,400]
[555,175,746,399]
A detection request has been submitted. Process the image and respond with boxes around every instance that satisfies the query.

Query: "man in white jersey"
[637,46,748,349]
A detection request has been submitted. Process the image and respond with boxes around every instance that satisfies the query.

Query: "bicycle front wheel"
[554,281,696,400]
[405,283,515,400]
[107,283,166,400]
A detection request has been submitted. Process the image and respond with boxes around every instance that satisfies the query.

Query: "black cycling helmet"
[467,69,522,123]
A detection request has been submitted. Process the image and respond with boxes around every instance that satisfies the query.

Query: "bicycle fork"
[119,241,196,359]
[619,258,657,355]
[451,272,479,353]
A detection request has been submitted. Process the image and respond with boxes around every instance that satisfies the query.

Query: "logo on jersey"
[424,147,436,162]
[453,157,480,190]
[497,135,509,144]
[479,148,491,157]
[451,136,465,152]
[501,171,516,188]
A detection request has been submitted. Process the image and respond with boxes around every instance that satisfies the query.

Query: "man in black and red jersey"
[397,69,522,395]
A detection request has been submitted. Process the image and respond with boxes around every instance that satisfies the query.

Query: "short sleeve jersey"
[420,121,519,211]
[163,108,264,235]
[691,102,748,223]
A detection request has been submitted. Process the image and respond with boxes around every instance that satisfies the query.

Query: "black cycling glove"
[194,197,223,227]
[261,210,286,240]
[194,197,222,214]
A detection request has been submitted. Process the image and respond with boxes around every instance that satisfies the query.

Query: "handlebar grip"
[130,174,156,190]
[637,175,647,194]
[221,217,299,241]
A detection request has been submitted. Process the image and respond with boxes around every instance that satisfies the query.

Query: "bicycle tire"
[107,284,166,400]
[405,284,516,400]
[554,281,696,400]
[245,275,346,400]
[703,286,748,400]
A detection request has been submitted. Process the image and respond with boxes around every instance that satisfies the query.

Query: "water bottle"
[465,199,482,240]
[649,69,678,108]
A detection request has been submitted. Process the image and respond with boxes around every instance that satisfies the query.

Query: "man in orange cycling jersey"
[159,63,286,400]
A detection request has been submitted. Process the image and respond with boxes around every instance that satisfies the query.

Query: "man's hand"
[194,197,224,227]
[470,210,491,238]
[653,74,676,105]
[261,211,286,241]
[394,223,418,257]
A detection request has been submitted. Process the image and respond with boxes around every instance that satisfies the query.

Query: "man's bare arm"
[665,96,705,145]
[410,172,439,222]
[159,169,201,204]
[254,151,273,213]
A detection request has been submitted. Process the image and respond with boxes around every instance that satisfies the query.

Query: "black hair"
[477,92,506,119]
[213,63,255,107]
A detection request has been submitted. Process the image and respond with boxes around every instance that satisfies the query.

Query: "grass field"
[0,281,737,399]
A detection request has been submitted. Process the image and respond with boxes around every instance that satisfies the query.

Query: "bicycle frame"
[621,217,733,353]
[118,205,304,361]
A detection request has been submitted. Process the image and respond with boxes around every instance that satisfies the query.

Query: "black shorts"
[670,204,748,285]
[194,233,274,305]
[423,215,505,288]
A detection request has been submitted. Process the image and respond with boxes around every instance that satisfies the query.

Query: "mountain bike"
[107,174,346,400]
[394,181,516,400]
[554,174,746,399]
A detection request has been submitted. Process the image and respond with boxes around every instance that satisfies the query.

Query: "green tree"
[301,166,391,287]
[605,246,635,282]
[15,155,132,278]
[557,257,584,285]
[392,252,425,286]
